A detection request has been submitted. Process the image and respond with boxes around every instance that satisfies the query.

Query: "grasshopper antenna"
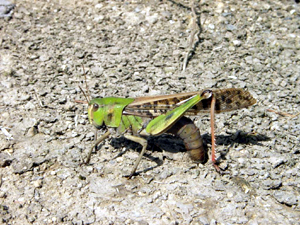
[78,86,89,104]
[81,64,91,102]
[76,64,90,104]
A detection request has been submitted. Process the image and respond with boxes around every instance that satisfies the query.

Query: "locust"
[83,88,256,178]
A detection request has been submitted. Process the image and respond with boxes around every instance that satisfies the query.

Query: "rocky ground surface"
[0,0,299,224]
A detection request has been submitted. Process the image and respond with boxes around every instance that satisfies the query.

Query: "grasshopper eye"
[92,103,99,112]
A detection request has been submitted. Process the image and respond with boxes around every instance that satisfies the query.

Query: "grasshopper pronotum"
[84,88,256,178]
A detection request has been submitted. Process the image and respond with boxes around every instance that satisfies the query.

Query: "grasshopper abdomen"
[167,116,206,162]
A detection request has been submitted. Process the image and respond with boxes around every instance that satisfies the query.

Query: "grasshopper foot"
[212,162,229,175]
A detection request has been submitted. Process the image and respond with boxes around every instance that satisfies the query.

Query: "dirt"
[0,0,299,224]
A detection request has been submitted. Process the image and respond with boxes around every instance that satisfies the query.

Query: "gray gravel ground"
[0,0,299,224]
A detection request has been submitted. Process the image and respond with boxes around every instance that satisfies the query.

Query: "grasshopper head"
[88,99,106,129]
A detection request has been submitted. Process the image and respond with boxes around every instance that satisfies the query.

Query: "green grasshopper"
[84,88,256,178]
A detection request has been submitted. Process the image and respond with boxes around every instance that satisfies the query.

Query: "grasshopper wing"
[124,88,256,117]
[145,90,212,136]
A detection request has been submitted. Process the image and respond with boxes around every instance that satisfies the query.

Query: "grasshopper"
[84,88,256,178]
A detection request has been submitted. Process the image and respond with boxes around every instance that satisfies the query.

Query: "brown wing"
[123,88,256,117]
[189,88,257,114]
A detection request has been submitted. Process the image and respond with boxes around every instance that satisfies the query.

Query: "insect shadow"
[106,131,270,175]
[203,131,270,159]
[109,136,165,174]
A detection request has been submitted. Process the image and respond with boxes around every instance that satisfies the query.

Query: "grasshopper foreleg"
[85,130,111,164]
[123,134,148,179]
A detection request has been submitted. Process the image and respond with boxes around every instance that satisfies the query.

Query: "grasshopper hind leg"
[123,134,148,179]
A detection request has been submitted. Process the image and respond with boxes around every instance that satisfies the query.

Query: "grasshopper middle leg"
[123,134,148,178]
